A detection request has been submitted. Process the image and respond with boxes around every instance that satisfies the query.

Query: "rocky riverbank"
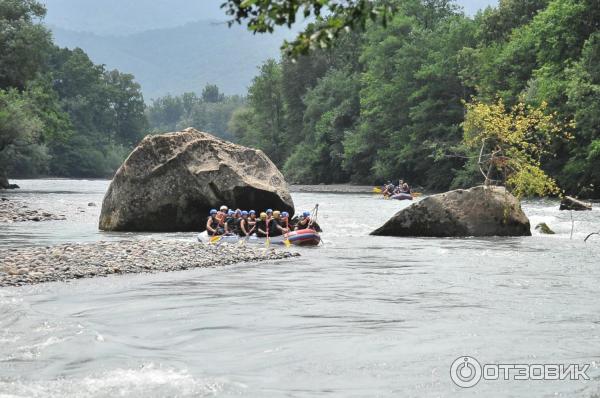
[290,185,375,193]
[0,240,299,287]
[0,197,66,223]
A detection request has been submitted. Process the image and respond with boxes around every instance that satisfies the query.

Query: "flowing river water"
[1,179,600,397]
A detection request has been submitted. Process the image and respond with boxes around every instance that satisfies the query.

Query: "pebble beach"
[0,197,66,223]
[0,239,299,287]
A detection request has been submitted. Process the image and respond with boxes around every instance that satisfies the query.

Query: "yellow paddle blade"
[372,187,382,193]
[283,239,291,248]
[265,237,270,248]
[210,236,222,245]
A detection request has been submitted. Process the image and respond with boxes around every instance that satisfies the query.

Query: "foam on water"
[0,364,230,398]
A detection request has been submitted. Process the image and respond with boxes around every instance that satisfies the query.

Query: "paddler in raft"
[271,211,290,236]
[255,212,272,238]
[239,211,255,237]
[206,209,225,236]
[295,211,323,232]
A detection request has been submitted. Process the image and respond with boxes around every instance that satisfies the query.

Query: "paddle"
[372,187,382,194]
[265,217,271,248]
[283,234,291,247]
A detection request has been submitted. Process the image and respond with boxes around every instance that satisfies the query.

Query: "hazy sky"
[42,0,499,35]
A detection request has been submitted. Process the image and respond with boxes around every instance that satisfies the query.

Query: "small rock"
[535,223,555,235]
[88,202,97,207]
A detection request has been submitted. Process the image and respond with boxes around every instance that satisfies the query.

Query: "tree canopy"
[232,0,600,197]
[0,0,147,179]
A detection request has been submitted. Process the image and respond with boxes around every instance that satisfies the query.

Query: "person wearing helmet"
[240,211,254,236]
[280,211,291,231]
[206,209,223,236]
[296,211,311,229]
[232,209,243,235]
[270,211,289,236]
[224,209,238,235]
[216,205,228,225]
[248,210,257,229]
[266,209,273,221]
[255,212,273,238]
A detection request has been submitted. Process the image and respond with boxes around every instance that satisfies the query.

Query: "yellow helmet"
[273,210,281,219]
[260,212,267,220]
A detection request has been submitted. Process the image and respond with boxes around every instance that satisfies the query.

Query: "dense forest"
[0,0,146,182]
[146,85,243,141]
[2,0,600,198]
[233,0,600,198]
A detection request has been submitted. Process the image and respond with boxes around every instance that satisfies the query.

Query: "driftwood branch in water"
[584,232,599,243]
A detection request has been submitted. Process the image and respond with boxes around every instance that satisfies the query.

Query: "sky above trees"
[41,0,498,34]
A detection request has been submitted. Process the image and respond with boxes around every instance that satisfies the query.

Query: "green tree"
[463,98,567,197]
[0,0,52,90]
[284,68,360,183]
[202,84,225,103]
[221,0,394,55]
[236,59,286,164]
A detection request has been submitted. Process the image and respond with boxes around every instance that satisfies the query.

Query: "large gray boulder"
[371,185,531,237]
[99,128,294,232]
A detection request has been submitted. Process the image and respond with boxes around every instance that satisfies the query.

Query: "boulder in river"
[371,185,531,237]
[0,174,18,190]
[559,196,592,211]
[99,128,294,232]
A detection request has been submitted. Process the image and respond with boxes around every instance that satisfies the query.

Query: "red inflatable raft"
[285,229,321,246]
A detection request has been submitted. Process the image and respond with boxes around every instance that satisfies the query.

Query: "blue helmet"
[228,210,234,216]
[282,212,289,218]
[302,211,311,217]
[235,209,242,215]
[266,208,273,214]
[241,211,249,217]
[249,210,256,215]
[210,209,217,215]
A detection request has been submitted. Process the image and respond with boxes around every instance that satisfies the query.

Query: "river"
[1,179,599,397]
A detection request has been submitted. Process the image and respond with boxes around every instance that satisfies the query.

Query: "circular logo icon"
[450,356,482,388]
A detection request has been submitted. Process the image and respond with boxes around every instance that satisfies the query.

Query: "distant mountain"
[41,0,498,35]
[51,21,294,99]
[44,0,497,99]
[42,0,227,35]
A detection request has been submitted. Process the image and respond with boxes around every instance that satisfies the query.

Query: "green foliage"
[0,0,52,89]
[221,0,395,56]
[233,60,286,163]
[0,88,43,151]
[284,68,360,183]
[147,85,244,141]
[0,0,148,180]
[462,98,566,197]
[235,0,600,198]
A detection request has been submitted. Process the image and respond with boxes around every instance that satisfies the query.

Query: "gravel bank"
[290,185,374,194]
[0,240,299,287]
[0,197,66,223]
